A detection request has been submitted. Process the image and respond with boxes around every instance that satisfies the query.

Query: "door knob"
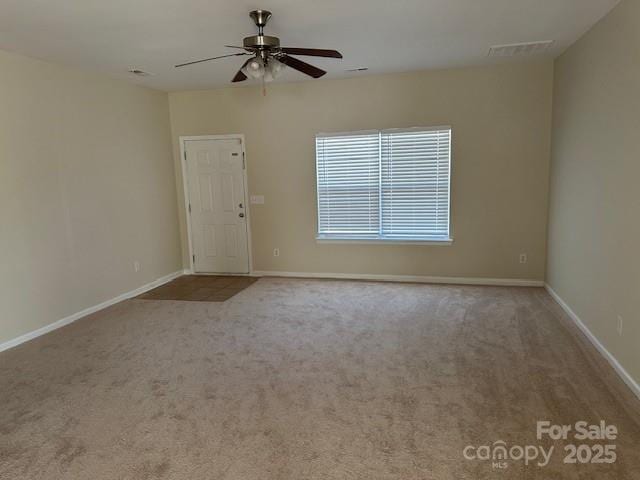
[238,203,243,208]
[239,212,245,218]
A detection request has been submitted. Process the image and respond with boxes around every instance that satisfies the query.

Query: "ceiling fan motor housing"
[243,35,280,50]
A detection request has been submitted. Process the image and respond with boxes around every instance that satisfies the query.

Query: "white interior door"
[185,138,249,273]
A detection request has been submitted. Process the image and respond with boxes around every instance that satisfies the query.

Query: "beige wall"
[0,50,181,345]
[169,62,553,280]
[547,0,640,384]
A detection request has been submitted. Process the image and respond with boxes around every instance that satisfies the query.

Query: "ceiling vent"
[128,69,153,76]
[488,41,554,57]
[346,67,369,72]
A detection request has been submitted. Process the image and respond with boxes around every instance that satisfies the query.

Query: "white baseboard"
[0,270,184,353]
[545,284,640,400]
[252,270,544,287]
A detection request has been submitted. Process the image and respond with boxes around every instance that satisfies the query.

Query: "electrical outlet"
[273,248,280,257]
[519,253,528,264]
[617,315,623,336]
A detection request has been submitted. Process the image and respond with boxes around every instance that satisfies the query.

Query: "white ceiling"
[0,0,619,91]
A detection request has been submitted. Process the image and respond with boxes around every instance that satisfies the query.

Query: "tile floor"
[138,275,257,302]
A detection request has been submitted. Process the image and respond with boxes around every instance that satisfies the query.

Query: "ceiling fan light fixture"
[263,58,285,82]
[242,57,265,79]
[240,56,286,82]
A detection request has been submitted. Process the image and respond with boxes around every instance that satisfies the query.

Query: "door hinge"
[188,203,191,214]
[192,254,195,263]
[183,150,187,161]
[242,152,246,170]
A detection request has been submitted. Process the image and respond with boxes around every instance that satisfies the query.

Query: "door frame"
[179,134,253,275]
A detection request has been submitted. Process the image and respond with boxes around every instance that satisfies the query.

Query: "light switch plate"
[250,195,265,205]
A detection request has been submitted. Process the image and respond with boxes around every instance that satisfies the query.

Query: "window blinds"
[381,129,451,239]
[316,127,451,241]
[316,132,381,237]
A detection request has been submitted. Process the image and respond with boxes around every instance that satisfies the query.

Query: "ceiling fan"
[174,10,343,84]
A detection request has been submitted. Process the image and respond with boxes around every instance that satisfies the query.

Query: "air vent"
[488,41,554,57]
[128,69,154,76]
[346,67,369,72]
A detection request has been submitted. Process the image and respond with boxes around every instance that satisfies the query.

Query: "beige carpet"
[1,278,639,479]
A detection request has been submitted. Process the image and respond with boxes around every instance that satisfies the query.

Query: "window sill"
[316,237,453,246]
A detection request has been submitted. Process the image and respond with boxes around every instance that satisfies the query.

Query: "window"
[316,127,451,243]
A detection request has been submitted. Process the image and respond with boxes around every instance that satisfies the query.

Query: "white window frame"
[315,126,453,245]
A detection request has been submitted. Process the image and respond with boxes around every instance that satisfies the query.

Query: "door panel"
[185,138,249,273]
[204,225,217,257]
[198,175,214,212]
[221,173,235,212]
[224,224,238,258]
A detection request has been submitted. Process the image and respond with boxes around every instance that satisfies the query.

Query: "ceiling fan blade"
[280,48,342,58]
[278,55,326,78]
[225,45,254,51]
[175,52,249,68]
[232,58,253,82]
